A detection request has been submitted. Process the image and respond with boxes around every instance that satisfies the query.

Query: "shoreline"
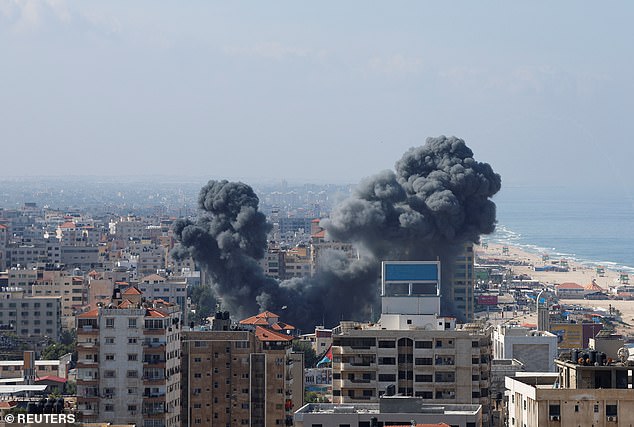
[487,225,634,274]
[476,241,634,338]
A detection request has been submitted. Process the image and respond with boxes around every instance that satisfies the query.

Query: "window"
[105,337,115,344]
[378,374,396,382]
[126,370,138,378]
[105,318,114,328]
[415,340,432,349]
[378,340,395,348]
[128,318,137,328]
[606,404,617,416]
[549,404,561,416]
[128,354,138,361]
[105,354,115,361]
[104,370,116,378]
[128,337,138,344]
[104,404,114,412]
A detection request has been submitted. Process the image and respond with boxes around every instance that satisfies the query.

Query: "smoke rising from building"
[322,136,501,316]
[172,180,378,330]
[173,136,501,328]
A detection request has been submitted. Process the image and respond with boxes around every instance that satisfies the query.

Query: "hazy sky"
[1,1,633,190]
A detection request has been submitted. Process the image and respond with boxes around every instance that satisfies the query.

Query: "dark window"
[606,405,617,416]
[549,404,561,416]
[378,340,395,348]
[415,340,432,349]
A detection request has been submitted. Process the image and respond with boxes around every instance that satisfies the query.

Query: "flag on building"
[316,345,332,367]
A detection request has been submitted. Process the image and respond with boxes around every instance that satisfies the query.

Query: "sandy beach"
[476,242,634,338]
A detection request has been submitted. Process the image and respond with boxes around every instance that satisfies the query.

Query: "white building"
[492,325,558,372]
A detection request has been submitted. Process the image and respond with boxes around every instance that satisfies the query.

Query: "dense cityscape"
[1,140,633,427]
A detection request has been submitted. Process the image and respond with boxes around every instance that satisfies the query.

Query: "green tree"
[189,285,216,324]
[41,342,74,360]
[292,340,319,368]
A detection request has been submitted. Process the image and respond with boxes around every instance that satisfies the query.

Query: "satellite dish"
[617,347,629,363]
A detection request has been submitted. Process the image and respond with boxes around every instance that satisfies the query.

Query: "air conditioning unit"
[607,416,617,422]
[549,415,560,421]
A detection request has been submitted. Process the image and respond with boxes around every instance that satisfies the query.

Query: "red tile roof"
[271,321,295,331]
[122,286,142,295]
[77,308,99,318]
[584,282,604,291]
[255,326,293,342]
[146,308,167,318]
[239,310,280,325]
[118,299,135,309]
[59,221,76,229]
[35,375,67,384]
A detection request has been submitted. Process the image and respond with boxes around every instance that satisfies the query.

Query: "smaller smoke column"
[172,180,377,330]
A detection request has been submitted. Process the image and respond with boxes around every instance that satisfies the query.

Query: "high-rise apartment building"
[76,289,181,427]
[332,261,492,425]
[181,313,304,427]
[449,243,475,322]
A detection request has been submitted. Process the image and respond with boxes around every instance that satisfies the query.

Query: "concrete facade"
[506,358,634,427]
[76,297,181,427]
[331,261,492,425]
[295,398,482,427]
[492,325,558,372]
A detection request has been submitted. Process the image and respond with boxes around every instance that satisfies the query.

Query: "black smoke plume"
[322,136,501,316]
[173,136,500,328]
[172,180,378,330]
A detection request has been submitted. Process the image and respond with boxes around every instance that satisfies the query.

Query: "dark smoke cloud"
[322,135,501,317]
[174,136,500,328]
[172,180,377,330]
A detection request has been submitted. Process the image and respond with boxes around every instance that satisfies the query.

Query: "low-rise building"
[294,397,482,427]
[506,350,634,427]
[492,325,558,372]
[0,288,62,342]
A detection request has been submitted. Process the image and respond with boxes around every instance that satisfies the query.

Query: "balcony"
[77,341,98,349]
[143,360,166,369]
[143,377,166,385]
[144,394,166,403]
[79,325,99,335]
[144,328,165,335]
[337,379,376,388]
[76,360,99,368]
[77,376,99,384]
[340,361,376,370]
[78,407,98,416]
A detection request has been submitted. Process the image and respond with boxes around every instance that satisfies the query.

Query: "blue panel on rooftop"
[384,263,438,281]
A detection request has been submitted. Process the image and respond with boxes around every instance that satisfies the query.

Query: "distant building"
[492,325,558,372]
[0,288,62,342]
[554,282,585,299]
[449,243,476,322]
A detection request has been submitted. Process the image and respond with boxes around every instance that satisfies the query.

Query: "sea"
[487,186,634,274]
